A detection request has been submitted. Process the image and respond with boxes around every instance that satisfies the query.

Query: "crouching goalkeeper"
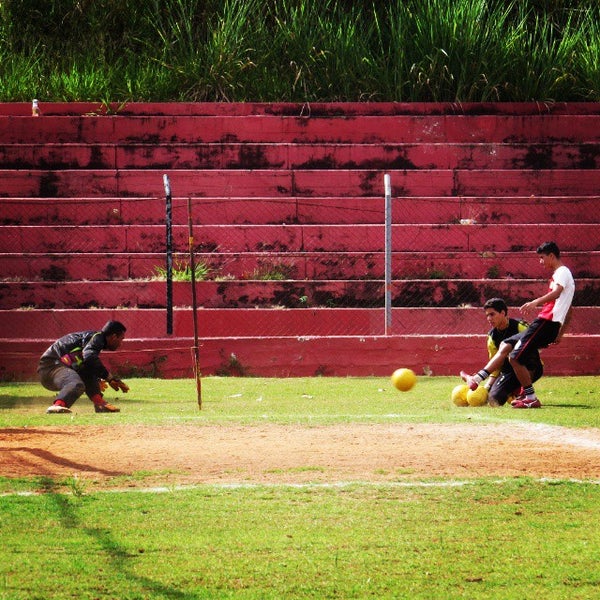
[462,298,543,407]
[37,320,129,414]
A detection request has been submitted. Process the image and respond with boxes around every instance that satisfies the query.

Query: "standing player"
[461,242,574,409]
[38,320,130,414]
[467,297,543,407]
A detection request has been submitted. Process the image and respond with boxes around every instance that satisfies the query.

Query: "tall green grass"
[0,0,598,102]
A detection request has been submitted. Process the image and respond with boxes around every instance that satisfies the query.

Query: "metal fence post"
[384,173,392,335]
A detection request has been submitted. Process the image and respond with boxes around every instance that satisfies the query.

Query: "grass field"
[1,375,599,599]
[2,376,599,428]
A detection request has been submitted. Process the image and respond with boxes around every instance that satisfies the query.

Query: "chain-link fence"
[1,188,598,341]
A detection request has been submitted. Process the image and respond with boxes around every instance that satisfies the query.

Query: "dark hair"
[537,241,560,258]
[483,297,508,313]
[102,320,127,336]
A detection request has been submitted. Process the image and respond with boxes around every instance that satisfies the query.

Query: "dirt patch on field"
[2,423,599,489]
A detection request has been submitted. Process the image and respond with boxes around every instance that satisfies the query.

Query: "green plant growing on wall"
[487,264,501,279]
[246,262,295,280]
[153,260,211,281]
[424,268,447,279]
[118,355,168,378]
[215,352,252,377]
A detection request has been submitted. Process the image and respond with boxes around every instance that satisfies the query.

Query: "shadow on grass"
[547,403,594,409]
[0,427,72,435]
[0,447,125,477]
[41,478,200,599]
[0,395,48,409]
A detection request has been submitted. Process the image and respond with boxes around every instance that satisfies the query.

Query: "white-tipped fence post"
[384,173,392,335]
[163,174,173,336]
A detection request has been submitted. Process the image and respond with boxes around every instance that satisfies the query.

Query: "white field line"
[166,413,600,450]
[4,477,600,497]
[500,421,600,450]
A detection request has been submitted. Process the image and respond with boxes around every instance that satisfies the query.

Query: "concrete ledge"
[3,196,600,226]
[2,114,600,144]
[2,278,599,310]
[3,101,600,117]
[2,307,599,339]
[2,142,599,171]
[3,223,599,254]
[3,250,600,282]
[3,168,600,198]
[1,334,597,381]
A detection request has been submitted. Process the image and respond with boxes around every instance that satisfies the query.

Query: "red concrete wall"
[2,278,599,311]
[1,102,599,379]
[3,307,599,339]
[2,142,599,171]
[0,335,595,381]
[2,250,599,282]
[2,100,600,116]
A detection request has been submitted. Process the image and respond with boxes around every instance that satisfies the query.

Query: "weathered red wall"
[1,102,598,380]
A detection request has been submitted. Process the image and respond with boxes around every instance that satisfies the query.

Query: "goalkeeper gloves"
[108,377,130,393]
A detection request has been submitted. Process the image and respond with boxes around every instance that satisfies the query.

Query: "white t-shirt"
[538,265,575,324]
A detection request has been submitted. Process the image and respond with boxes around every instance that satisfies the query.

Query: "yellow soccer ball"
[391,368,417,392]
[451,384,469,406]
[467,386,488,407]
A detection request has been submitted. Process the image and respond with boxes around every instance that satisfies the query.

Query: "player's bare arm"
[460,341,512,390]
[520,283,564,313]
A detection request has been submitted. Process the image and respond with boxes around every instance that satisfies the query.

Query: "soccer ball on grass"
[467,386,488,406]
[451,384,469,406]
[391,368,417,392]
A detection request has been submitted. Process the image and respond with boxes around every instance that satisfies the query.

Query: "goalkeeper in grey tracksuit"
[37,320,129,414]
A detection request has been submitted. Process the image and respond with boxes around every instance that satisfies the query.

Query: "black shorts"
[508,318,560,366]
[489,362,544,405]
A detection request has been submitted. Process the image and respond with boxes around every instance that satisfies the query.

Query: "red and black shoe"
[94,402,120,413]
[512,397,542,409]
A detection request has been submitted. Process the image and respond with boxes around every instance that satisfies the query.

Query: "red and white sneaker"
[510,394,526,406]
[459,370,479,391]
[512,397,542,409]
[46,403,72,414]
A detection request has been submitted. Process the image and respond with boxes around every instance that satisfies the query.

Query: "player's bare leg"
[509,358,532,390]
[509,356,541,408]
[460,342,512,390]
